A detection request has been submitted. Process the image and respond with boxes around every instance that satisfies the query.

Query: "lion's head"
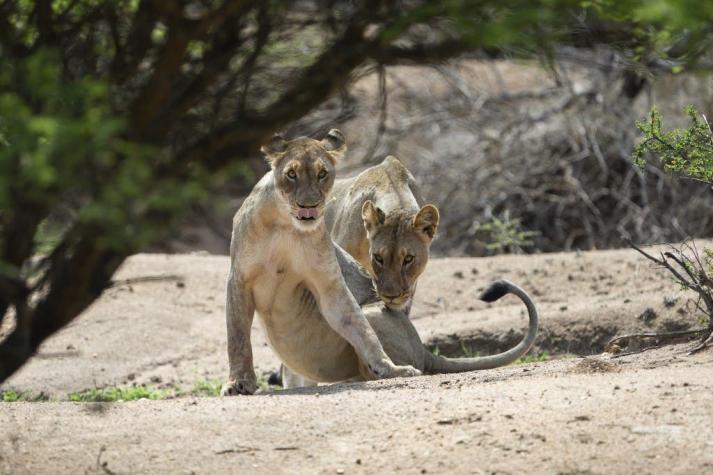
[262,129,346,231]
[361,201,440,310]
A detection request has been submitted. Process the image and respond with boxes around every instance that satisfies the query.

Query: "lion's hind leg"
[281,365,319,389]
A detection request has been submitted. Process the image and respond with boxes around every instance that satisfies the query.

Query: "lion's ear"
[321,128,347,162]
[261,134,288,167]
[412,204,439,240]
[362,200,385,235]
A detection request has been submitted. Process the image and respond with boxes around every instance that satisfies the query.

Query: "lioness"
[221,129,420,396]
[325,156,437,311]
[277,276,539,388]
[363,279,538,376]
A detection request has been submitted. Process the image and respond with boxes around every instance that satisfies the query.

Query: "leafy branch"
[634,106,713,184]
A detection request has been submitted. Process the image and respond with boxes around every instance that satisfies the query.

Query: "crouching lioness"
[325,156,438,312]
[276,276,540,388]
[221,129,420,396]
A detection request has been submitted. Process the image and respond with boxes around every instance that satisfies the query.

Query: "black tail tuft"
[479,280,510,302]
[267,370,282,387]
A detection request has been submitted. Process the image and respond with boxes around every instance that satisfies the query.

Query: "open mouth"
[296,207,319,221]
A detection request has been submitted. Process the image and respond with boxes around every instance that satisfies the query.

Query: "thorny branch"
[625,239,713,354]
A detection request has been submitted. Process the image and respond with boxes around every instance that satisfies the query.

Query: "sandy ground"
[1,245,712,473]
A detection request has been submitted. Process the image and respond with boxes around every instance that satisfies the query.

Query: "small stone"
[453,271,464,279]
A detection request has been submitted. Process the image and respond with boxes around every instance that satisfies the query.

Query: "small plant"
[460,342,480,358]
[634,106,713,183]
[1,390,48,402]
[68,385,178,402]
[475,212,539,254]
[515,352,550,365]
[191,379,223,397]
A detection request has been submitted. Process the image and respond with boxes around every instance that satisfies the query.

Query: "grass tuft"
[460,342,480,358]
[6,376,285,403]
[191,379,223,397]
[68,385,178,402]
[515,351,550,365]
[1,390,49,402]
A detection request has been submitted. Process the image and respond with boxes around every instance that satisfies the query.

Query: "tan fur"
[221,131,420,396]
[366,280,539,374]
[325,156,439,311]
[281,279,539,388]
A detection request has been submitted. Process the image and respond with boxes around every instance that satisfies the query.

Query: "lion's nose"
[296,202,319,208]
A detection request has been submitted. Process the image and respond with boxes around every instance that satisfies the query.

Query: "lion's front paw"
[389,364,421,378]
[220,378,257,396]
[368,360,421,379]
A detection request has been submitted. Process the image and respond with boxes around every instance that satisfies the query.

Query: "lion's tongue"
[298,207,317,219]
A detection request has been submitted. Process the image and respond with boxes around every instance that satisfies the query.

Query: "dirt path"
[1,245,712,473]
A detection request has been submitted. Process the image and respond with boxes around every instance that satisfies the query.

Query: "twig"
[610,346,659,359]
[626,240,691,288]
[96,446,117,475]
[689,333,713,354]
[215,446,261,455]
[110,274,184,288]
[607,328,706,348]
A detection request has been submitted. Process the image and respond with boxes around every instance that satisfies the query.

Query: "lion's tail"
[426,280,539,372]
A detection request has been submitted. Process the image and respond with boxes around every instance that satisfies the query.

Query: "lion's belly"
[253,273,360,382]
[261,310,360,382]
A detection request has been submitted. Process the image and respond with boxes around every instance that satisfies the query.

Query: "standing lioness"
[222,130,419,396]
[326,156,438,312]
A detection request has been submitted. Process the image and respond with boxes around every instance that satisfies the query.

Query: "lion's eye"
[286,169,297,180]
[404,255,414,265]
[318,169,327,180]
[373,254,383,265]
